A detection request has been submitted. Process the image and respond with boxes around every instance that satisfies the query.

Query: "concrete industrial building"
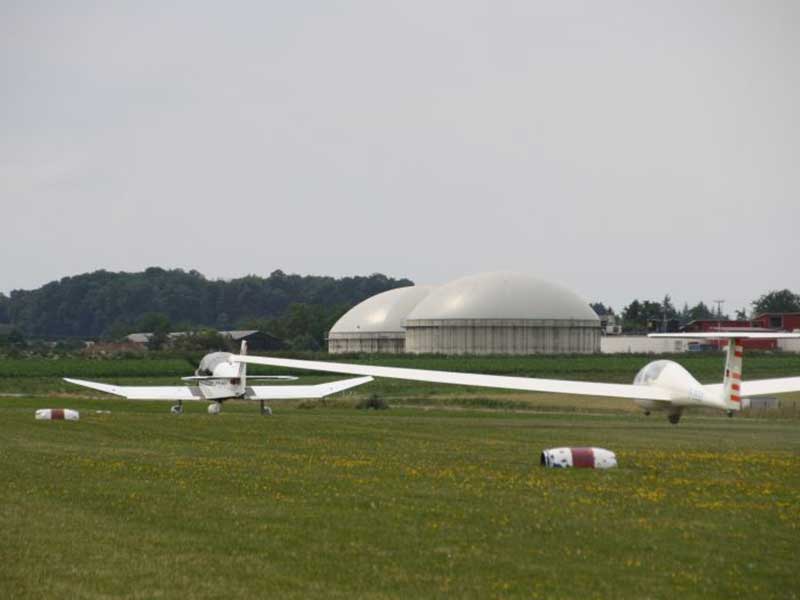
[327,285,434,354]
[328,273,600,355]
[328,273,800,356]
[403,272,600,355]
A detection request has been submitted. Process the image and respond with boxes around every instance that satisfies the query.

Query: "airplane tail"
[237,340,248,394]
[648,331,800,412]
[722,338,744,411]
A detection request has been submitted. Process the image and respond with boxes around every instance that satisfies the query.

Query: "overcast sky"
[2,1,798,313]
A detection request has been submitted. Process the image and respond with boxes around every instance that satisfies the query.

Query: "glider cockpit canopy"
[633,360,671,386]
[196,352,234,376]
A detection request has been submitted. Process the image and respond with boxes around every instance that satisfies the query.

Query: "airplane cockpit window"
[633,360,669,386]
[196,352,233,376]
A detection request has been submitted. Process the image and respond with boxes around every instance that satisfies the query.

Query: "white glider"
[64,341,372,415]
[229,332,800,423]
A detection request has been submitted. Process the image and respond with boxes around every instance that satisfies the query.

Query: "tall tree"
[4,268,413,337]
[678,302,691,324]
[661,294,677,320]
[751,290,800,315]
[590,302,614,317]
[622,299,666,330]
[0,294,9,323]
[687,301,716,321]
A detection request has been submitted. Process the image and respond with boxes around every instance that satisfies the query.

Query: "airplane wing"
[245,376,374,400]
[229,356,673,401]
[64,378,201,400]
[181,375,298,381]
[65,376,372,401]
[703,377,800,398]
[650,333,800,340]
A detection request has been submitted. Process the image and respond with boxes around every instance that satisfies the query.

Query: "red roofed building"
[751,313,800,332]
[682,320,752,333]
[680,319,775,350]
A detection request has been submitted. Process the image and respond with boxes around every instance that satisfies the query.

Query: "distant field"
[7,353,800,380]
[0,357,195,378]
[1,398,798,599]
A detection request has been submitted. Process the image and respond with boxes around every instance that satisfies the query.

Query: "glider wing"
[245,376,373,400]
[229,356,672,401]
[703,377,800,398]
[64,378,200,400]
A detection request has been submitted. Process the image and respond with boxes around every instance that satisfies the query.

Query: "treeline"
[0,268,412,340]
[592,289,800,332]
[139,303,348,352]
[2,268,797,348]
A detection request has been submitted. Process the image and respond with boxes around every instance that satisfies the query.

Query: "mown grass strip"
[1,400,798,599]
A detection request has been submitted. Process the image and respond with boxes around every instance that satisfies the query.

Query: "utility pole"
[713,299,725,320]
[662,294,671,333]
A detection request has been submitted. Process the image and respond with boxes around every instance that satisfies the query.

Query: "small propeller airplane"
[228,332,800,424]
[64,341,372,415]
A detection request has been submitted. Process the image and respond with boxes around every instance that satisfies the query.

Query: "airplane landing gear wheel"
[726,410,734,418]
[260,400,272,416]
[643,410,651,416]
[170,402,184,415]
[668,413,681,425]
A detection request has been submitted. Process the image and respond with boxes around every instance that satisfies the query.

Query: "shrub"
[356,394,389,410]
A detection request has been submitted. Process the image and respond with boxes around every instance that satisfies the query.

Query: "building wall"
[600,336,691,354]
[680,320,775,349]
[778,338,800,353]
[683,320,751,331]
[328,332,405,354]
[404,319,600,355]
[752,313,800,331]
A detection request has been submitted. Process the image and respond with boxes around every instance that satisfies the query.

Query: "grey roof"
[406,271,599,322]
[127,329,259,343]
[223,330,259,340]
[330,285,435,334]
[126,333,152,343]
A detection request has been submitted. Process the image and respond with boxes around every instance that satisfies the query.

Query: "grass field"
[2,354,800,598]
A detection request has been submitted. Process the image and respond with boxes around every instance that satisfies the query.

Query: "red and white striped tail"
[722,339,744,410]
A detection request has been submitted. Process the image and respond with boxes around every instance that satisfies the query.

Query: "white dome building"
[327,285,434,354]
[404,272,600,355]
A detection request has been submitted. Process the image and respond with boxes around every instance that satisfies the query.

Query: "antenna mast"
[713,299,725,321]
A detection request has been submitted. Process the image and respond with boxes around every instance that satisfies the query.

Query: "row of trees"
[140,302,350,352]
[0,268,412,339]
[593,290,800,332]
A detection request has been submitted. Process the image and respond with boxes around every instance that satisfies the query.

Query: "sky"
[2,0,798,314]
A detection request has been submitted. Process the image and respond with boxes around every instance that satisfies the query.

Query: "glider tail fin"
[237,340,248,394]
[722,338,744,411]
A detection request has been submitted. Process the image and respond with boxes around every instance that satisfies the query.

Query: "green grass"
[2,353,800,597]
[0,357,196,378]
[6,352,800,381]
[1,397,799,599]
